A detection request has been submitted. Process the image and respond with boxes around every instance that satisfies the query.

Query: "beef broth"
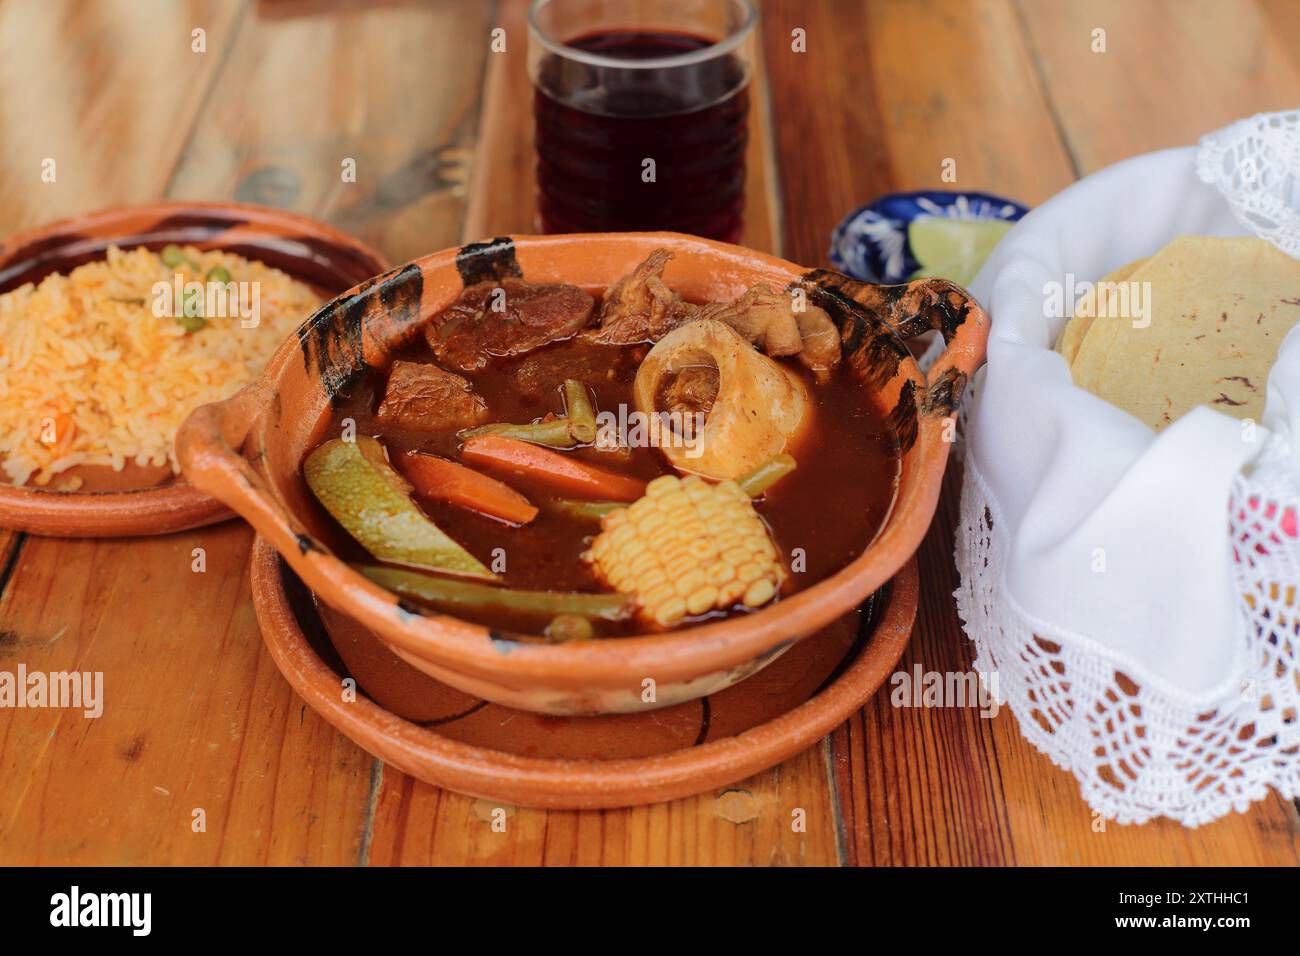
[312,333,898,637]
[304,258,900,639]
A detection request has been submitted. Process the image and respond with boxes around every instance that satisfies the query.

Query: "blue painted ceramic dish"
[829,190,1029,284]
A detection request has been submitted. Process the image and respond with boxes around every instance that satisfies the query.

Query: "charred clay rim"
[0,201,389,538]
[251,537,920,809]
[178,232,988,687]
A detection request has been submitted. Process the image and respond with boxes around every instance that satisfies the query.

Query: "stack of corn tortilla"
[1058,235,1300,430]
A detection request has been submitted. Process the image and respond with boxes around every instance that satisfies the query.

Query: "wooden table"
[2,0,1299,866]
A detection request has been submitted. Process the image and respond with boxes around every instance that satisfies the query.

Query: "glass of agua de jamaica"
[528,0,756,243]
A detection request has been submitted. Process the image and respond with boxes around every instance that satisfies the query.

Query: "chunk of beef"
[375,360,490,433]
[699,283,841,380]
[588,251,843,378]
[509,340,646,403]
[584,249,699,345]
[793,306,842,380]
[697,284,803,356]
[427,277,594,372]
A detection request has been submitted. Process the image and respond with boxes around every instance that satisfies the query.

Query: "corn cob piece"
[583,474,785,628]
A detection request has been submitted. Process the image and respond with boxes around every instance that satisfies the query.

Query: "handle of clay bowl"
[175,380,291,535]
[807,270,991,419]
[894,276,990,417]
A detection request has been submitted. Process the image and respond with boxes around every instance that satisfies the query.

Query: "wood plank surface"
[0,0,244,231]
[0,0,491,865]
[761,0,1300,866]
[167,0,493,262]
[0,523,375,865]
[1,0,1299,866]
[1018,0,1300,174]
[0,0,246,618]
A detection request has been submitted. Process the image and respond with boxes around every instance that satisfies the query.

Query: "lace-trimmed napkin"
[956,110,1300,826]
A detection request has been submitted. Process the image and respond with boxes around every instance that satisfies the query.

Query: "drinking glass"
[528,0,757,242]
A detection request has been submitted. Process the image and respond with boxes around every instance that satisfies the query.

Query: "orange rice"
[0,244,321,486]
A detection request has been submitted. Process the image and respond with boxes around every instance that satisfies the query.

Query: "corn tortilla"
[1056,257,1147,365]
[1070,236,1300,430]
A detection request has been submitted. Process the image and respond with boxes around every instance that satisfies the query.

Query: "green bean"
[206,265,232,284]
[563,379,597,443]
[736,453,797,497]
[355,564,629,622]
[160,244,184,267]
[174,287,206,332]
[544,497,625,521]
[458,418,579,448]
[458,382,599,449]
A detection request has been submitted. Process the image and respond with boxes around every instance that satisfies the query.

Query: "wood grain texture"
[0,0,245,607]
[366,744,842,866]
[0,0,491,865]
[168,0,493,263]
[763,0,1300,866]
[0,0,245,233]
[1017,0,1300,174]
[0,523,372,864]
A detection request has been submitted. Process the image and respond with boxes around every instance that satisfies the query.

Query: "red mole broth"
[305,332,899,636]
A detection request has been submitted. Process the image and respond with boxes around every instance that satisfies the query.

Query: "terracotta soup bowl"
[177,233,988,715]
[0,201,388,537]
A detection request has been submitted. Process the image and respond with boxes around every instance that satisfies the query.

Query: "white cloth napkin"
[956,114,1300,825]
[966,146,1280,699]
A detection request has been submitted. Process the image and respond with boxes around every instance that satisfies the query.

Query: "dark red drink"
[532,29,750,242]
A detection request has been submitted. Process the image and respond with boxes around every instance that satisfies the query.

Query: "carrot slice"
[460,434,646,502]
[400,451,538,525]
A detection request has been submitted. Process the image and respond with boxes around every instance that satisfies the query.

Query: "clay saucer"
[0,201,388,537]
[250,536,918,809]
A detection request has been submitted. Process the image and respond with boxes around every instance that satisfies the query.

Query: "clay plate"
[0,201,388,537]
[250,536,918,809]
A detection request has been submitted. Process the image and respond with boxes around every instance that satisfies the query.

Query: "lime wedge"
[907,216,1013,287]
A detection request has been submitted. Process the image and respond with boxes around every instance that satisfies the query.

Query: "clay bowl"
[177,233,988,715]
[0,201,388,537]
